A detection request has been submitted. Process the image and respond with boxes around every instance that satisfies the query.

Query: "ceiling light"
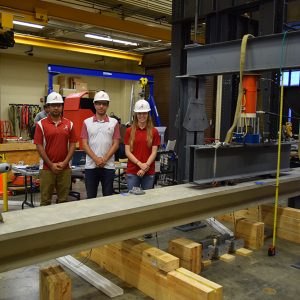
[85,34,112,42]
[85,33,138,46]
[13,20,44,29]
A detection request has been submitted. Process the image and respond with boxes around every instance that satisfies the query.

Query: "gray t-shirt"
[34,110,48,123]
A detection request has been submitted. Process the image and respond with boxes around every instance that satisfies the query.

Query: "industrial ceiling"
[0,0,173,59]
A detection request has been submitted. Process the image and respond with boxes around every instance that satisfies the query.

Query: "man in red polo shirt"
[34,92,77,206]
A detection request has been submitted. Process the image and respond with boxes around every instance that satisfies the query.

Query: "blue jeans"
[126,174,155,191]
[85,168,115,198]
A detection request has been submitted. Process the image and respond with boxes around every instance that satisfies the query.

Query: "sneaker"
[129,187,145,195]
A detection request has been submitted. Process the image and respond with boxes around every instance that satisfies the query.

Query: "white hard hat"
[134,99,151,113]
[94,90,110,102]
[46,92,64,104]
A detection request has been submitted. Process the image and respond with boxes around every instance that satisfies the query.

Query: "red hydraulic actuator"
[241,75,258,118]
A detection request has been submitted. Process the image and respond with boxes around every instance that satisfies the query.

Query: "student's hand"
[99,157,107,168]
[51,163,62,174]
[137,169,145,177]
[95,157,107,168]
[138,162,149,172]
[95,157,104,167]
[57,161,67,169]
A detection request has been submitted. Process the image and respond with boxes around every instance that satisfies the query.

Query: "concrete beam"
[1,169,300,273]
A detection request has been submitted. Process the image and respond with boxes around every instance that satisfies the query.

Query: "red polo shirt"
[124,127,160,175]
[34,115,78,170]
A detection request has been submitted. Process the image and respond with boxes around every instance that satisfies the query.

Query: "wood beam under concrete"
[1,169,300,273]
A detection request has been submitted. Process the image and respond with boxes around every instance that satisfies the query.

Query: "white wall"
[0,44,144,124]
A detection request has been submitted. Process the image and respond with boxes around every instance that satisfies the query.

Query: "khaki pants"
[40,169,71,206]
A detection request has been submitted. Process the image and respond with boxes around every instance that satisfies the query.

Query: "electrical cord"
[264,111,300,121]
[225,34,254,143]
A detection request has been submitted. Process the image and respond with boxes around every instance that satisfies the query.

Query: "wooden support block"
[155,271,170,300]
[202,260,212,268]
[88,246,159,299]
[168,271,215,300]
[168,238,202,274]
[260,205,300,243]
[143,247,180,273]
[168,268,223,300]
[109,240,180,273]
[81,243,223,300]
[176,268,223,300]
[261,205,300,219]
[40,265,71,300]
[235,218,264,249]
[216,206,261,223]
[235,248,253,256]
[219,254,235,263]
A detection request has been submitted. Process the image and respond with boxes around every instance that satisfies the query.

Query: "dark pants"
[85,168,115,198]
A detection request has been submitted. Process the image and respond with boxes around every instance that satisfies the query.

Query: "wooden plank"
[57,256,123,298]
[219,254,235,263]
[155,271,170,300]
[216,206,261,223]
[235,248,253,256]
[275,228,300,243]
[89,246,158,299]
[262,214,300,232]
[261,205,300,219]
[107,240,179,273]
[176,268,222,300]
[260,205,300,243]
[40,265,71,300]
[167,270,216,300]
[2,169,300,272]
[202,260,212,268]
[0,142,37,151]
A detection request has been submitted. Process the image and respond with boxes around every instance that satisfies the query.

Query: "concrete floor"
[0,179,299,300]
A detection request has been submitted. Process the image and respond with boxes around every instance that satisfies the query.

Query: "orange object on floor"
[0,173,11,197]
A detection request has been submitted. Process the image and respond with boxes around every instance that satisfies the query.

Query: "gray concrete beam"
[1,169,300,273]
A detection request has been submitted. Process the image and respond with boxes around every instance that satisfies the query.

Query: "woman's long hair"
[129,113,153,151]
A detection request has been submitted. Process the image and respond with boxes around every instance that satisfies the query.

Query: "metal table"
[12,165,39,209]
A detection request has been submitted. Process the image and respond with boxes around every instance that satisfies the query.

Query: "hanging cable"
[224,34,254,143]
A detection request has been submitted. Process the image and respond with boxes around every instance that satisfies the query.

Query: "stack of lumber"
[40,265,71,300]
[234,218,264,250]
[168,237,202,274]
[261,204,300,243]
[168,268,223,300]
[216,206,261,223]
[81,238,222,300]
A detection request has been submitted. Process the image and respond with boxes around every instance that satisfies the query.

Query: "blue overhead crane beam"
[48,64,153,82]
[47,64,161,126]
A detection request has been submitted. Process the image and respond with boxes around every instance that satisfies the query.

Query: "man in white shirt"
[81,91,120,198]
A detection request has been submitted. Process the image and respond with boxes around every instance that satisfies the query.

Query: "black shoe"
[144,233,153,239]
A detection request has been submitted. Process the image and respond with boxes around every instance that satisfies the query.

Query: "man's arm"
[82,139,103,167]
[101,139,120,167]
[100,122,121,167]
[146,145,158,167]
[36,144,61,174]
[58,142,76,169]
